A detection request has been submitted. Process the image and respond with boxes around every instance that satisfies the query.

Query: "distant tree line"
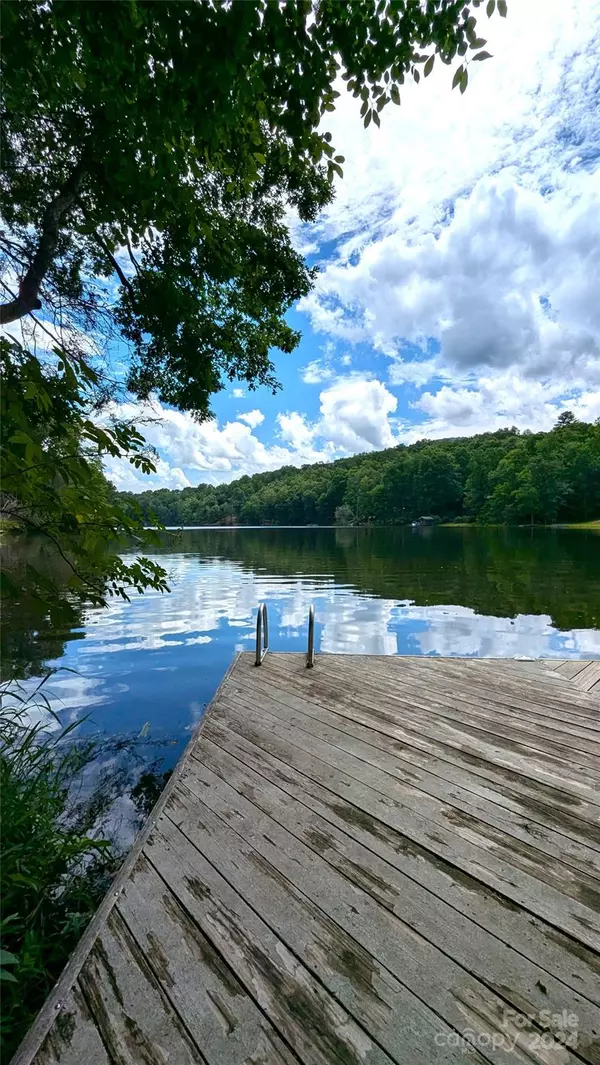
[121,414,600,528]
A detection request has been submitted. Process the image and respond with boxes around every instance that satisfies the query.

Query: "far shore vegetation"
[121,413,600,530]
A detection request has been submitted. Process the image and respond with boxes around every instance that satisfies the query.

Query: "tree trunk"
[0,163,86,325]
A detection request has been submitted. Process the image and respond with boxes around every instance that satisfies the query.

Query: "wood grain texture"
[33,986,111,1065]
[572,662,600,693]
[208,697,600,949]
[259,660,600,804]
[77,910,202,1065]
[230,675,600,868]
[199,720,600,1008]
[117,854,304,1065]
[239,669,600,850]
[17,653,600,1065]
[181,749,600,1061]
[148,813,464,1065]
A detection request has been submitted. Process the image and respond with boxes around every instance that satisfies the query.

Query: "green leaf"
[364,109,372,128]
[486,0,496,14]
[8,873,39,888]
[497,0,507,14]
[0,950,18,966]
[390,84,400,105]
[424,56,434,77]
[452,65,464,90]
[0,969,18,983]
[372,110,381,127]
[459,68,469,94]
[473,51,492,61]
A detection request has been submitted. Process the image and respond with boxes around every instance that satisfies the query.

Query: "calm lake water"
[5,526,600,839]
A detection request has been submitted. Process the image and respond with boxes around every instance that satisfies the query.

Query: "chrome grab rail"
[306,604,315,669]
[255,603,269,666]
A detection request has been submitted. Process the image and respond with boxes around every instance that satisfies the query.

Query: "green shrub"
[0,684,120,1059]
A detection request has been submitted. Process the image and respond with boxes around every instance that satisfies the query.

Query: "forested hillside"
[121,414,600,527]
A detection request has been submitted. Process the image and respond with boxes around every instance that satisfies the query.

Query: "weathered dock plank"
[34,986,111,1065]
[573,662,600,694]
[192,735,600,1021]
[77,910,203,1065]
[244,664,600,835]
[546,661,600,693]
[182,752,600,1057]
[117,854,309,1065]
[13,653,600,1065]
[232,671,600,867]
[201,720,600,1008]
[150,809,469,1065]
[214,694,600,948]
[237,668,600,852]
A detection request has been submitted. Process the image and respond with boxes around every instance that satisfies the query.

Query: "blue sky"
[88,1,600,489]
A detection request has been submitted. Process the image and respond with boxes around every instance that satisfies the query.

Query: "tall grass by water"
[0,681,120,1059]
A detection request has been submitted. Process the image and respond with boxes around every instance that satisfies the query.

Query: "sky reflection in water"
[35,528,600,743]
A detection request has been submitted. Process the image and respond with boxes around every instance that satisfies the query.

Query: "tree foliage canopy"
[2,0,499,413]
[0,337,169,605]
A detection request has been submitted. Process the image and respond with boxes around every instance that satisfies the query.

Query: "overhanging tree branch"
[19,514,104,597]
[125,237,141,277]
[0,161,86,325]
[91,230,135,299]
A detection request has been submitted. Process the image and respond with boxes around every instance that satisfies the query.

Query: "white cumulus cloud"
[301,359,335,385]
[237,409,265,428]
[295,0,600,439]
[317,377,398,452]
[104,397,335,491]
[304,177,600,386]
[277,411,316,450]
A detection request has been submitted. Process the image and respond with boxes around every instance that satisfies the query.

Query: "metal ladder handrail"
[306,604,315,669]
[256,601,315,667]
[255,603,269,665]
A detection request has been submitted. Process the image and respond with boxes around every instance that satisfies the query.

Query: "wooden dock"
[14,653,600,1065]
